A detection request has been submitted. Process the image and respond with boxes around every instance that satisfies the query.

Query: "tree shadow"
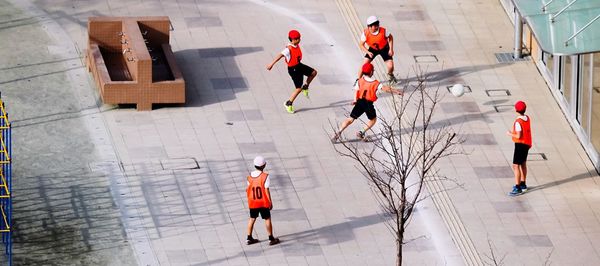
[173,47,264,108]
[199,212,388,265]
[403,63,512,87]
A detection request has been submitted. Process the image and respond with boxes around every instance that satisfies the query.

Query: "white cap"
[366,15,379,25]
[253,156,266,167]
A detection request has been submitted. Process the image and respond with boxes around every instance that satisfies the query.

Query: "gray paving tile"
[185,16,223,28]
[408,41,446,51]
[301,13,327,23]
[510,235,553,247]
[302,43,334,54]
[440,102,481,113]
[237,142,278,154]
[282,242,324,257]
[318,74,348,85]
[473,166,513,178]
[493,201,532,213]
[161,158,199,170]
[197,47,264,57]
[225,109,264,121]
[394,10,429,21]
[463,133,498,145]
[211,77,248,90]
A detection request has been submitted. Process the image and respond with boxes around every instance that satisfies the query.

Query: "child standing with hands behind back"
[267,30,318,114]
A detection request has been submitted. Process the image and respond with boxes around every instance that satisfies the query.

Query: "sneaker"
[388,73,397,84]
[269,238,280,246]
[247,238,259,245]
[356,130,365,140]
[284,101,295,114]
[301,84,309,98]
[508,185,522,196]
[519,182,528,192]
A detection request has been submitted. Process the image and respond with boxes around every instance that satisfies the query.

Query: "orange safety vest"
[246,172,271,209]
[512,116,532,147]
[356,77,380,102]
[364,27,388,51]
[286,44,302,67]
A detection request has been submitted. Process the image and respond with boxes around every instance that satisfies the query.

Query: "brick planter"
[87,16,185,111]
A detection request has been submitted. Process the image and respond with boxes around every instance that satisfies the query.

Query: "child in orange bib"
[245,156,280,245]
[507,101,532,196]
[267,30,318,114]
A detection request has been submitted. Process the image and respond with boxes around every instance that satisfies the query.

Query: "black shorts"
[365,44,393,61]
[512,143,530,165]
[249,208,271,219]
[350,99,376,120]
[288,63,315,88]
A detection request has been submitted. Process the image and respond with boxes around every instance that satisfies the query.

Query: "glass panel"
[543,52,554,77]
[562,56,573,105]
[591,53,600,151]
[513,1,600,55]
[581,54,591,132]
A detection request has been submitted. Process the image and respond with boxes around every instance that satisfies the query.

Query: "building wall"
[500,2,600,172]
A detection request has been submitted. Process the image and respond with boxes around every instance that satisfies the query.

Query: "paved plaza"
[1,0,600,265]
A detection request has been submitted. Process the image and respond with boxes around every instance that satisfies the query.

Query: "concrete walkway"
[1,0,599,265]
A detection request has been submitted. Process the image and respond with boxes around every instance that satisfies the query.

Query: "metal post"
[550,0,578,22]
[542,0,555,12]
[565,14,600,46]
[514,9,523,59]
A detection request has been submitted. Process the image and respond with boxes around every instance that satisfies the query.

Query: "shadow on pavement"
[527,172,596,193]
[174,47,264,108]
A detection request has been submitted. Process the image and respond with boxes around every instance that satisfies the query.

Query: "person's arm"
[266,188,273,210]
[266,54,284,70]
[381,84,402,95]
[352,83,360,105]
[506,122,522,138]
[387,34,394,56]
[359,32,373,57]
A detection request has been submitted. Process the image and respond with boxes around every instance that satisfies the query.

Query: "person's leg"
[306,69,317,86]
[521,161,527,182]
[519,161,528,191]
[247,217,256,236]
[265,218,273,236]
[363,118,377,132]
[246,216,259,244]
[385,59,395,76]
[288,88,302,103]
[338,118,355,134]
[512,164,522,186]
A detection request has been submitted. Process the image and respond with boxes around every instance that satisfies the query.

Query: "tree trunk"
[396,235,403,266]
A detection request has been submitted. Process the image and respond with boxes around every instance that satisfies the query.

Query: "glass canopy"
[513,0,600,55]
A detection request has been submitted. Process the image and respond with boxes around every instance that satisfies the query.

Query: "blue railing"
[0,98,12,265]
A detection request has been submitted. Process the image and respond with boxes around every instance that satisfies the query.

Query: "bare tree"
[331,69,463,266]
[484,238,507,266]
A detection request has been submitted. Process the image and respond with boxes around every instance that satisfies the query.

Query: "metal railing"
[0,97,12,265]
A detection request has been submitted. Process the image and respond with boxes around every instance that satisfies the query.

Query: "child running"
[332,62,402,142]
[267,30,318,114]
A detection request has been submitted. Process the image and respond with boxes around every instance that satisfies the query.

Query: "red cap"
[288,30,301,39]
[361,62,374,75]
[515,101,526,112]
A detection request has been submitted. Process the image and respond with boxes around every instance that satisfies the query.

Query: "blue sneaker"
[519,182,528,192]
[508,185,522,196]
